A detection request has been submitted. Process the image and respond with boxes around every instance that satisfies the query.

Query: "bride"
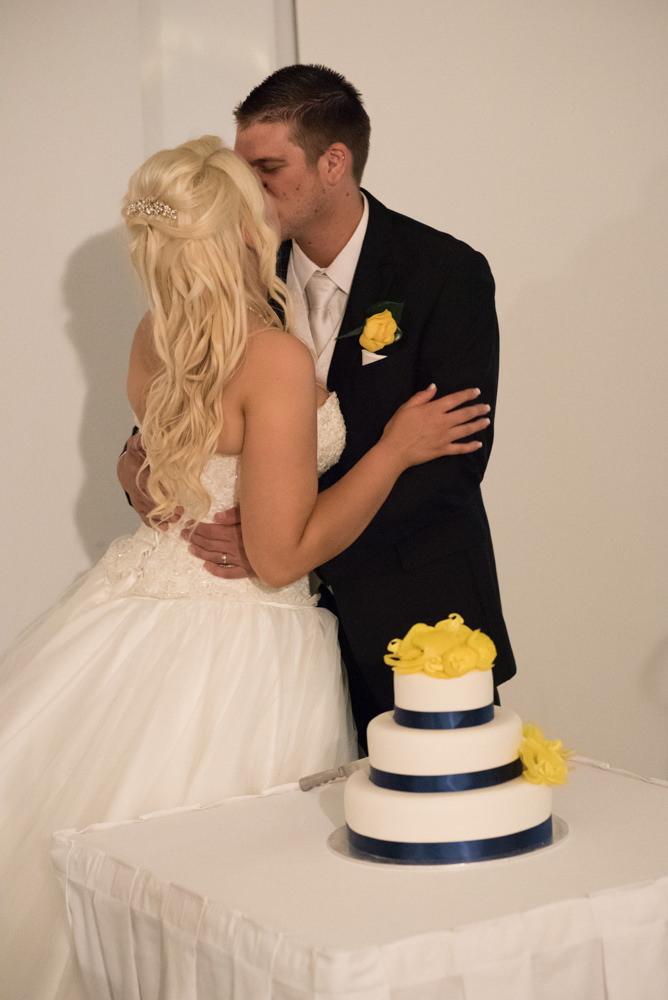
[0,135,489,999]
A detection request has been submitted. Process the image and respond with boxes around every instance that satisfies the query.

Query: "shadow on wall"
[62,226,145,562]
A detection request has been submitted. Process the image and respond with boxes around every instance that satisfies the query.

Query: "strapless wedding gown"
[0,393,356,1000]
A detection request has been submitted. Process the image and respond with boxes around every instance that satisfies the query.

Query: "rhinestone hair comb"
[126,198,177,221]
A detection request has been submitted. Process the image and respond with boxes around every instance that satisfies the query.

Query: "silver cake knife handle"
[298,758,367,791]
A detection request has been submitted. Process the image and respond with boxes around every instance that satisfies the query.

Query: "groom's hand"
[117,432,183,530]
[183,507,255,579]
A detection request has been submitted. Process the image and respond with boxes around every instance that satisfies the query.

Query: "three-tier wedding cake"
[344,614,569,864]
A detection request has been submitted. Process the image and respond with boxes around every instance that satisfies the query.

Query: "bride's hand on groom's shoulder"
[183,507,255,579]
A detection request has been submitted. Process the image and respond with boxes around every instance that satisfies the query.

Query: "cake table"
[52,758,668,999]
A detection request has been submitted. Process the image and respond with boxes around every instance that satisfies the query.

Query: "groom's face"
[235,121,328,244]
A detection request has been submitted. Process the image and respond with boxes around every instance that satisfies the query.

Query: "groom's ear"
[321,143,351,186]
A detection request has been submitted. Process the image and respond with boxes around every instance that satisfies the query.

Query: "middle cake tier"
[368,706,522,781]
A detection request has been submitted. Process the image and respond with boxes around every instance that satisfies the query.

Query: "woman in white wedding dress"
[0,136,489,999]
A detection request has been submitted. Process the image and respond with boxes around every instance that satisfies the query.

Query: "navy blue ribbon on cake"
[394,703,494,730]
[347,816,553,864]
[370,756,523,793]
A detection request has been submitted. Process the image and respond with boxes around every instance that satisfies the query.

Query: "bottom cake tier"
[344,762,553,864]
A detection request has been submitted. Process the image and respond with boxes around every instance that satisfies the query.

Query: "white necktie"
[305,271,338,355]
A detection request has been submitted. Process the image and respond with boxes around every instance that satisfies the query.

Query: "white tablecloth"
[52,759,668,999]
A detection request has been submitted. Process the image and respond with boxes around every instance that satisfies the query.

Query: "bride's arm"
[238,331,488,588]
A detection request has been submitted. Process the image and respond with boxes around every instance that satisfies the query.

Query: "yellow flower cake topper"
[519,724,572,786]
[384,613,496,679]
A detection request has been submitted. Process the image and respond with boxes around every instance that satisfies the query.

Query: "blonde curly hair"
[123,135,289,524]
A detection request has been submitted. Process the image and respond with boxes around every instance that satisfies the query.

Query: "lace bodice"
[103,393,346,604]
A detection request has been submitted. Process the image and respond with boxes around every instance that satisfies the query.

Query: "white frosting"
[368,706,522,776]
[345,763,552,843]
[393,668,493,712]
[344,667,553,856]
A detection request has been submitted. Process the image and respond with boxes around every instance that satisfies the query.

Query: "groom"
[120,65,516,744]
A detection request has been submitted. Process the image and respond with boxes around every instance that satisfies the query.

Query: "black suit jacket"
[279,191,515,731]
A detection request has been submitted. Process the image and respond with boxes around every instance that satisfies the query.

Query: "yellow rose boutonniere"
[359,309,398,352]
[337,300,404,353]
[384,613,496,678]
[519,724,572,786]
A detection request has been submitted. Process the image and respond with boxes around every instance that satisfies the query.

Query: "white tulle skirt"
[0,560,356,999]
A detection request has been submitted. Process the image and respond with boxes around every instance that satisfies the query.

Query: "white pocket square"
[361,350,387,366]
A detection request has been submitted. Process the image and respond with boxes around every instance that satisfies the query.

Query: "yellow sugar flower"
[520,724,572,786]
[384,613,496,678]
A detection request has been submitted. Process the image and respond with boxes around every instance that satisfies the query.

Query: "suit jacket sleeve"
[367,244,499,538]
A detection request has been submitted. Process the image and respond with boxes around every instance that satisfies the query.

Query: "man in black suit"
[120,65,515,743]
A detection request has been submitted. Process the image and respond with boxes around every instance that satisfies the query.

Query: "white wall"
[3,0,667,776]
[1,0,293,644]
[297,0,668,775]
[2,0,144,644]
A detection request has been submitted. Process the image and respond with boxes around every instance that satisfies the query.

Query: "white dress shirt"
[287,193,369,386]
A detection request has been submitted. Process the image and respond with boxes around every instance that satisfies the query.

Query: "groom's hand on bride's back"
[117,431,153,526]
[118,429,246,568]
[117,431,183,531]
[183,508,255,579]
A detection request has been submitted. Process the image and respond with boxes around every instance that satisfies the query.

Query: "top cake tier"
[394,669,494,715]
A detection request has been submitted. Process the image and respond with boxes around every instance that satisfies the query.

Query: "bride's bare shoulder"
[244,328,314,379]
[246,326,310,354]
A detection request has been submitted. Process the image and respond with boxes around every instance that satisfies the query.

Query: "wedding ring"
[221,552,228,567]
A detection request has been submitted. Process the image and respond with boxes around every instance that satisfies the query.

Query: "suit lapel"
[277,241,291,281]
[277,195,399,390]
[328,192,398,390]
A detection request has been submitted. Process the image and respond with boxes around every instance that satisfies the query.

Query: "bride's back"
[127,314,318,461]
[123,135,293,527]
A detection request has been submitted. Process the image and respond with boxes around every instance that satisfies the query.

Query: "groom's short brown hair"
[234,64,371,184]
